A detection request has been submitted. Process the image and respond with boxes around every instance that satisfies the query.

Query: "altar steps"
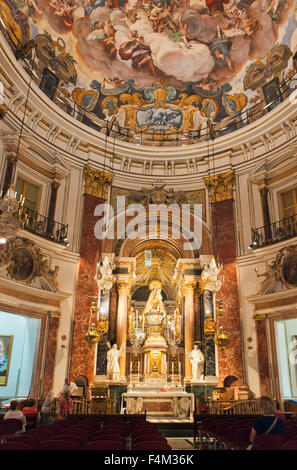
[155,422,194,438]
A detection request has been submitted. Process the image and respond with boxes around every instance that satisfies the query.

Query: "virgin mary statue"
[143,280,166,315]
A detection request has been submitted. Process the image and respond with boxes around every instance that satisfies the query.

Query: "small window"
[281,188,297,220]
[145,250,152,267]
[40,68,59,101]
[15,177,39,212]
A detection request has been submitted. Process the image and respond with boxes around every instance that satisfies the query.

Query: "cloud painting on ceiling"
[1,0,297,133]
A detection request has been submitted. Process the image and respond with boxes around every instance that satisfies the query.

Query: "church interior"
[0,0,297,452]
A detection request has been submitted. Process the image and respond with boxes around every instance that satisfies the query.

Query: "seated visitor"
[247,396,284,450]
[274,400,286,422]
[23,398,38,428]
[23,398,37,415]
[4,400,26,432]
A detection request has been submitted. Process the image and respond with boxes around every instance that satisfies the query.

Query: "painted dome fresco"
[1,0,297,138]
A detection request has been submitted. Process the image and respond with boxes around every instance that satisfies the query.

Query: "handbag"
[263,416,278,435]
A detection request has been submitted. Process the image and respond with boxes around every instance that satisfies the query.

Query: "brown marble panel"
[256,319,271,396]
[143,401,172,412]
[211,199,244,386]
[69,194,106,384]
[42,316,59,394]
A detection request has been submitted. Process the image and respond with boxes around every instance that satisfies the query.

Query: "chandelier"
[85,255,114,348]
[0,185,25,243]
[200,257,222,292]
[166,308,181,356]
[128,307,146,354]
[204,299,231,351]
[85,297,109,348]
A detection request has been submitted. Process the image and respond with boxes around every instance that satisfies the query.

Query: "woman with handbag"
[247,396,284,450]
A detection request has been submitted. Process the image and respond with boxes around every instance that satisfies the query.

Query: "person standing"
[40,391,54,425]
[59,391,73,419]
[61,379,78,399]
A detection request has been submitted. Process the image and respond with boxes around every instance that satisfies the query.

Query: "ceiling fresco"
[1,0,297,134]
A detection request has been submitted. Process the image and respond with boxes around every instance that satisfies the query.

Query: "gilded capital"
[253,314,267,322]
[49,311,61,319]
[84,164,113,199]
[204,170,235,203]
[117,279,131,293]
[181,280,197,294]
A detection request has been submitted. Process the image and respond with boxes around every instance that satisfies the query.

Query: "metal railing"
[50,398,117,419]
[18,205,69,245]
[251,213,297,248]
[43,70,297,147]
[209,400,261,415]
[1,17,296,147]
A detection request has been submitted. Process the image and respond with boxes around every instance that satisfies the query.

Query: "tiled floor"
[166,438,195,450]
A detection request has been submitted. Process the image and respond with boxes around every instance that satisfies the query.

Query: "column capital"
[6,153,17,163]
[181,280,197,294]
[84,164,113,199]
[204,170,235,203]
[51,178,61,190]
[117,279,131,293]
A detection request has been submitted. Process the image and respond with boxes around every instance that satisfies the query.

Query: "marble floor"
[166,437,195,450]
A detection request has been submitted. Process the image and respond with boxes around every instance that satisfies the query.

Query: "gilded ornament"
[204,170,235,203]
[204,316,216,335]
[84,165,113,199]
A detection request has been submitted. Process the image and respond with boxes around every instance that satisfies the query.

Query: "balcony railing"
[18,205,69,246]
[1,21,296,147]
[251,214,297,249]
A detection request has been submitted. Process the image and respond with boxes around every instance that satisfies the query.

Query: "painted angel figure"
[106,342,125,380]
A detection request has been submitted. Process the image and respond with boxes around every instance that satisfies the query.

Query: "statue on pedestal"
[186,343,205,382]
[106,342,124,381]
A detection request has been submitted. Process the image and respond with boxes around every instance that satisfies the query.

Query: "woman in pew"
[247,396,284,450]
[4,400,26,432]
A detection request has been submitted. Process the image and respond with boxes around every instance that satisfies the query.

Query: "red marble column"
[211,199,244,385]
[42,316,59,394]
[256,319,271,396]
[69,193,104,384]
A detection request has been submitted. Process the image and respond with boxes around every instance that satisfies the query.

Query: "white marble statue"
[106,342,125,381]
[186,344,205,381]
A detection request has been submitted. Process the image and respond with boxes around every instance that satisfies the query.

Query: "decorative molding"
[49,311,62,319]
[127,184,186,206]
[204,170,235,203]
[0,237,60,291]
[83,164,113,200]
[253,314,268,321]
[181,280,197,294]
[256,245,297,295]
[116,279,131,292]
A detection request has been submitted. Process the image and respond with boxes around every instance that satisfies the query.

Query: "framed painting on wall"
[0,335,13,386]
